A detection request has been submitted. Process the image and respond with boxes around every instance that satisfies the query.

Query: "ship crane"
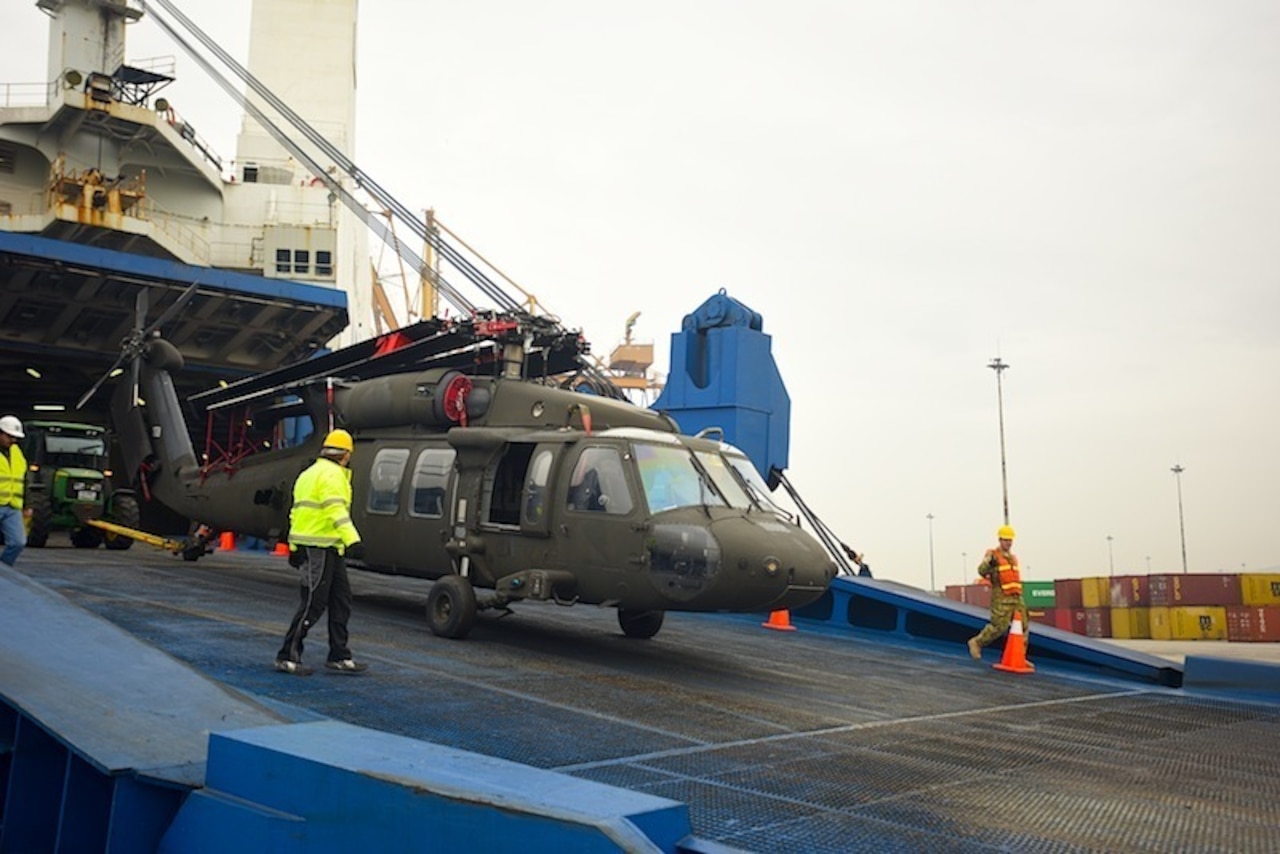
[139,0,625,398]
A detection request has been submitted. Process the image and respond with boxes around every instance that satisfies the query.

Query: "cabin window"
[566,447,633,516]
[275,248,291,273]
[410,447,454,518]
[316,250,333,276]
[635,443,724,514]
[293,249,310,274]
[486,443,535,526]
[367,448,410,515]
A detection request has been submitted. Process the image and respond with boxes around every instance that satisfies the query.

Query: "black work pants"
[277,547,353,664]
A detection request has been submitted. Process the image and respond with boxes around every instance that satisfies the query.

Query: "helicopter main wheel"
[103,494,140,551]
[71,526,104,548]
[25,492,52,548]
[426,575,477,639]
[617,608,665,639]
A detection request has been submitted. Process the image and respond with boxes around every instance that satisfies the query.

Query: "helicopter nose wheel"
[426,574,478,639]
[617,608,665,639]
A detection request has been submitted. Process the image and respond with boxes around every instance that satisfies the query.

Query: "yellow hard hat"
[997,525,1016,540]
[322,429,354,452]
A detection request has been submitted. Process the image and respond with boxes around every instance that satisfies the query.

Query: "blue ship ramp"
[4,547,1280,852]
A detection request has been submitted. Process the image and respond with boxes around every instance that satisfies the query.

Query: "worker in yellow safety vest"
[0,415,28,567]
[275,429,367,676]
[966,525,1032,666]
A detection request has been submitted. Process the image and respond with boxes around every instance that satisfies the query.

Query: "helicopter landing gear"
[426,574,477,639]
[617,608,664,639]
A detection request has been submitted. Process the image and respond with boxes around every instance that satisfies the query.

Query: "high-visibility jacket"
[983,547,1022,595]
[288,457,361,554]
[0,444,26,510]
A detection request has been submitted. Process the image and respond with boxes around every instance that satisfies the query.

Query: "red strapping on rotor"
[442,374,472,427]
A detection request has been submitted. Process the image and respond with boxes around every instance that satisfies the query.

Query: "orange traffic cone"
[218,531,235,551]
[273,541,290,556]
[762,610,797,632]
[993,617,1035,674]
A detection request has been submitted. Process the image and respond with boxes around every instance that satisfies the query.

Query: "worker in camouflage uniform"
[966,524,1031,666]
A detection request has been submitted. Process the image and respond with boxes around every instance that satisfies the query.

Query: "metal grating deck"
[11,547,1280,853]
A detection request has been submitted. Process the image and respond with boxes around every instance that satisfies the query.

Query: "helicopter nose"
[702,516,836,611]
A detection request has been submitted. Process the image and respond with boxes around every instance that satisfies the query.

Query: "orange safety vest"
[987,548,1022,595]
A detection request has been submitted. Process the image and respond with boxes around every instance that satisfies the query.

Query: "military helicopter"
[85,285,837,640]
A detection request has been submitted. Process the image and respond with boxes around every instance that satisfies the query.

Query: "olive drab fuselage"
[111,353,836,623]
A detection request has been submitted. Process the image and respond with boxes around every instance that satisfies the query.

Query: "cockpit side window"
[635,443,726,513]
[368,448,410,515]
[409,447,455,518]
[566,447,633,516]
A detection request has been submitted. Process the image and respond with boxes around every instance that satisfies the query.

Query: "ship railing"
[142,198,212,264]
[0,80,57,108]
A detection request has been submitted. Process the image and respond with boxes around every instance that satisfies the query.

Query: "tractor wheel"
[26,492,52,548]
[71,526,104,548]
[103,494,140,551]
[425,575,477,639]
[617,608,665,639]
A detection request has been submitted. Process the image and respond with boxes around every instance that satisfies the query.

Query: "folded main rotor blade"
[135,287,150,332]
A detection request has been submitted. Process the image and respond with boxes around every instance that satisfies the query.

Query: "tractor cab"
[21,421,138,549]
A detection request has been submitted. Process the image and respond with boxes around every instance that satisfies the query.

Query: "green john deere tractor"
[21,421,139,549]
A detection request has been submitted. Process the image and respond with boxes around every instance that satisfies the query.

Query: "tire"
[26,491,52,548]
[617,608,665,639]
[425,575,477,639]
[103,493,140,551]
[71,526,103,548]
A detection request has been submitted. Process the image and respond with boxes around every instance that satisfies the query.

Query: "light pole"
[1171,464,1188,574]
[1145,555,1151,573]
[926,513,936,593]
[1106,534,1115,577]
[988,357,1011,525]
[961,551,968,584]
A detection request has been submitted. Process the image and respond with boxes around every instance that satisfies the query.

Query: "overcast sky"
[5,1,1277,587]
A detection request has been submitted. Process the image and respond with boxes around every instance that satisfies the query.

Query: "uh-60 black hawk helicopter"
[83,284,837,640]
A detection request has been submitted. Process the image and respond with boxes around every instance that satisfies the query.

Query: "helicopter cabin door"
[481,441,560,538]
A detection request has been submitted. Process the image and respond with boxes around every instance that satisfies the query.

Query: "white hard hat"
[0,415,24,439]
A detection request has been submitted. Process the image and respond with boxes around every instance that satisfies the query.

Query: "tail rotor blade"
[135,287,150,332]
[144,281,200,338]
[76,353,126,410]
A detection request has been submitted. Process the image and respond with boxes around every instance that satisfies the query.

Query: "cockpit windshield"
[694,450,752,510]
[724,453,792,518]
[634,442,726,514]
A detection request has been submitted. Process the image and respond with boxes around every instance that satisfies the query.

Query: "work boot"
[274,659,314,676]
[325,658,368,674]
[967,638,981,660]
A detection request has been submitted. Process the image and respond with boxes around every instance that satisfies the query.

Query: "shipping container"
[1149,606,1228,641]
[1225,605,1280,642]
[1027,608,1054,628]
[1240,574,1280,607]
[1081,577,1110,609]
[1054,578,1083,609]
[1148,574,1241,607]
[1051,607,1087,635]
[963,584,991,609]
[1084,607,1111,638]
[1110,607,1151,639]
[1023,580,1056,609]
[944,585,963,603]
[1109,575,1150,608]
